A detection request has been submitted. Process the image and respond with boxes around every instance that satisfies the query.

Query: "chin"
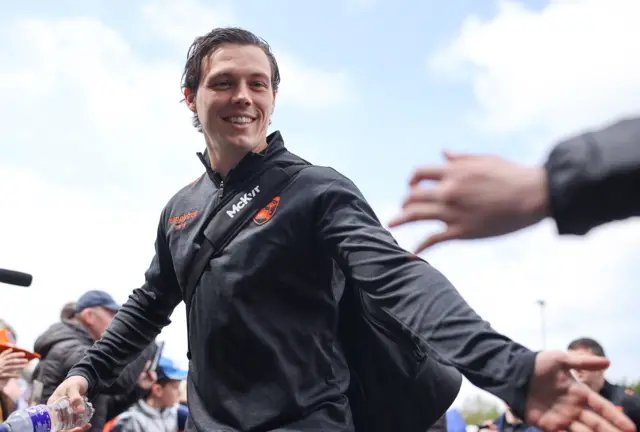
[227,135,262,151]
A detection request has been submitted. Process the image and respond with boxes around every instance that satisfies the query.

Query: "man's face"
[569,346,606,391]
[186,43,276,154]
[81,306,117,341]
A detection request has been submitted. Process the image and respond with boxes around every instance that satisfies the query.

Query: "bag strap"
[183,163,309,359]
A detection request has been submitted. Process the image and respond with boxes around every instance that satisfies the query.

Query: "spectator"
[109,357,188,432]
[31,290,156,431]
[388,117,640,252]
[61,302,78,322]
[0,326,34,421]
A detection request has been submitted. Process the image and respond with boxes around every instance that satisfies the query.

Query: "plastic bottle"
[1,397,95,432]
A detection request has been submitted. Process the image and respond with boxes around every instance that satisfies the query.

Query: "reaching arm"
[545,116,640,235]
[66,208,183,397]
[315,169,536,414]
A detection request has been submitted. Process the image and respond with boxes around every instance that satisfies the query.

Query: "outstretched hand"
[388,151,549,253]
[525,351,635,432]
[48,375,91,432]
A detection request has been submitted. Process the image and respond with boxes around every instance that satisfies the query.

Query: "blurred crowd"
[0,290,188,432]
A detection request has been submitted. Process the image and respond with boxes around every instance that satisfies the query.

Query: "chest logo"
[227,186,260,218]
[253,197,280,225]
[169,210,198,229]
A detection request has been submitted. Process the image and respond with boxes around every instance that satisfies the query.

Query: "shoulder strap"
[183,163,309,358]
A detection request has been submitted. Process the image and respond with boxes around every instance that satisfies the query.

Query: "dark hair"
[568,337,606,357]
[180,27,281,132]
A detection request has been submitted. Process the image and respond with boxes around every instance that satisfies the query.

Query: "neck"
[205,138,268,178]
[145,397,164,409]
[593,378,606,393]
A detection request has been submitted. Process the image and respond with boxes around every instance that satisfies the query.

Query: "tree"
[459,394,501,425]
[617,380,640,394]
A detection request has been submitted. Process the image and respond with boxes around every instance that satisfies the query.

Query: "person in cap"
[109,357,188,432]
[0,324,32,421]
[31,290,156,431]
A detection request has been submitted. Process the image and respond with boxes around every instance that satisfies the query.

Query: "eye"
[251,81,268,89]
[212,81,232,89]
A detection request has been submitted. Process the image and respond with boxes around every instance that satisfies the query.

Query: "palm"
[524,351,634,432]
[527,353,587,430]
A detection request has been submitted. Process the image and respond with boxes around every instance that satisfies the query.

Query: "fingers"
[402,185,442,207]
[143,360,151,372]
[68,386,86,414]
[414,228,460,254]
[564,353,610,371]
[583,389,636,432]
[408,166,445,186]
[569,420,592,432]
[574,409,621,432]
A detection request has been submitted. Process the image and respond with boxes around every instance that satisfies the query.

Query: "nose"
[231,81,251,106]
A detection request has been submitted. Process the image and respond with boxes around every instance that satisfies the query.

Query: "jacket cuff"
[66,365,100,399]
[506,350,538,422]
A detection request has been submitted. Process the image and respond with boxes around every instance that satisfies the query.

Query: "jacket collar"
[196,131,286,186]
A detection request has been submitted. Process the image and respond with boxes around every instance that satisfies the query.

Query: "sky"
[2,0,640,411]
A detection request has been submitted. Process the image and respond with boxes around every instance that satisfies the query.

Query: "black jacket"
[599,381,640,430]
[68,131,536,431]
[34,321,155,431]
[545,116,640,235]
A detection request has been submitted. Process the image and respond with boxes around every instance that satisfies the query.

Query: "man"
[50,27,634,432]
[33,290,156,431]
[109,357,188,432]
[388,117,640,252]
[568,338,640,430]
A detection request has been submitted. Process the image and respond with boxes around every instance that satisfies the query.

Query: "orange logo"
[616,406,624,412]
[253,197,280,225]
[169,210,198,229]
[625,388,635,396]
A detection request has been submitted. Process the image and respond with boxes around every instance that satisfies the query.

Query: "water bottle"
[0,397,95,432]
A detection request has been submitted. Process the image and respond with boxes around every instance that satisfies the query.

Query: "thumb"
[563,352,610,371]
[414,228,459,254]
[67,386,86,413]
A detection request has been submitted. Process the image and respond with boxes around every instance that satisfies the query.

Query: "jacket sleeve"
[100,342,157,396]
[545,116,640,235]
[66,208,183,396]
[315,170,537,415]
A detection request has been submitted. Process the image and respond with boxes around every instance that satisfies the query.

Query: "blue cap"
[156,357,188,382]
[75,290,121,314]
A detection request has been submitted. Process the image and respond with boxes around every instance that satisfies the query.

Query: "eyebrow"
[207,71,270,82]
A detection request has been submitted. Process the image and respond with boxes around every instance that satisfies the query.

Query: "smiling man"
[49,28,635,432]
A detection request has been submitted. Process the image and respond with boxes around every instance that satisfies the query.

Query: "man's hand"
[525,351,636,432]
[48,375,91,432]
[137,360,157,390]
[388,151,549,253]
[0,349,28,381]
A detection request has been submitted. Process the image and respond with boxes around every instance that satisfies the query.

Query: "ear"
[184,89,197,113]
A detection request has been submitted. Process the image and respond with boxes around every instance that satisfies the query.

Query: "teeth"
[226,116,252,124]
